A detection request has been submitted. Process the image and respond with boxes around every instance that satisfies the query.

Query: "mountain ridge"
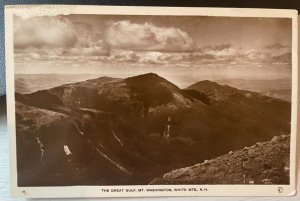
[15,73,291,186]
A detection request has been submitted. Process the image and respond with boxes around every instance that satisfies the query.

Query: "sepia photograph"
[5,6,298,197]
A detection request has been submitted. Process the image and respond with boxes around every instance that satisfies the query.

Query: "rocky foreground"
[150,135,290,185]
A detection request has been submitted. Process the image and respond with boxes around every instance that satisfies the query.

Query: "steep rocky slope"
[15,102,162,186]
[150,135,290,185]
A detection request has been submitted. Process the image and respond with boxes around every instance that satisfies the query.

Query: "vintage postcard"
[5,5,298,198]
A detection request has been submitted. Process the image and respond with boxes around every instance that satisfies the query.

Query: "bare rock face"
[150,135,290,185]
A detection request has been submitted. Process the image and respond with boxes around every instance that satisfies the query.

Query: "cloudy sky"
[13,14,292,85]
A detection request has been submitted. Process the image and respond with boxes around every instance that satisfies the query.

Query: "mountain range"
[15,73,291,186]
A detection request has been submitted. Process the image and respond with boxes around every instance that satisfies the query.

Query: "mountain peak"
[191,80,224,88]
[125,72,178,88]
[142,72,159,77]
[186,80,243,102]
[187,80,236,93]
[126,73,162,81]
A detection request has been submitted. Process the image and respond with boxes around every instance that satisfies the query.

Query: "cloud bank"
[104,20,195,52]
[14,16,110,57]
[14,16,292,69]
[14,16,77,49]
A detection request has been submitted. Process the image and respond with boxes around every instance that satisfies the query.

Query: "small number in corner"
[277,187,283,193]
[21,190,28,195]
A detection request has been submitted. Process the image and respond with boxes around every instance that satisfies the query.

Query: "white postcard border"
[5,5,298,198]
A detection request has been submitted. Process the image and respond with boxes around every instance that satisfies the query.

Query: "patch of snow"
[64,145,72,156]
[93,144,131,175]
[36,137,45,164]
[73,121,84,135]
[97,89,103,95]
[167,125,170,132]
[80,132,132,176]
[112,131,124,146]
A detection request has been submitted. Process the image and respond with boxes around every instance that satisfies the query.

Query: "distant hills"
[15,74,291,102]
[15,73,291,186]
